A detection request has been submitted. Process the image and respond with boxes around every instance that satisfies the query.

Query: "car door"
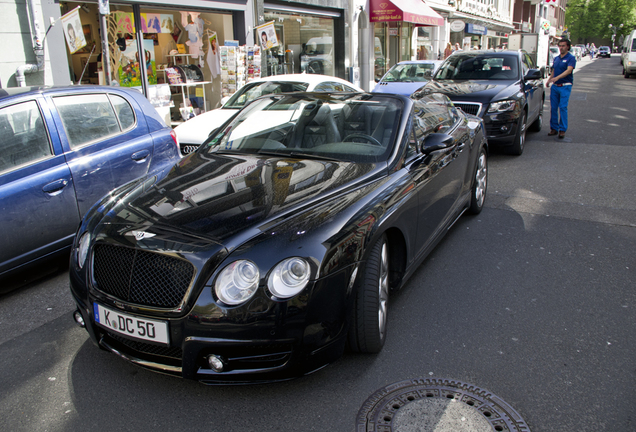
[522,53,541,122]
[0,96,81,275]
[48,91,153,216]
[409,98,471,258]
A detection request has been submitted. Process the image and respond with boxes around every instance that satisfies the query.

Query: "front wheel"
[468,148,488,215]
[348,235,389,353]
[508,111,526,156]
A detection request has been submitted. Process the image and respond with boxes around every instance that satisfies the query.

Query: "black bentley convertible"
[69,92,488,383]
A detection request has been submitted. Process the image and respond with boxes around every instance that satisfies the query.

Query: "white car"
[174,74,363,154]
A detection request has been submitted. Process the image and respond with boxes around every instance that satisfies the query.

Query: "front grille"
[93,243,195,308]
[454,102,482,116]
[180,144,200,155]
[107,332,183,360]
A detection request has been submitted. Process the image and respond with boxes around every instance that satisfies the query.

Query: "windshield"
[204,94,403,163]
[223,81,309,109]
[435,54,519,80]
[381,63,437,83]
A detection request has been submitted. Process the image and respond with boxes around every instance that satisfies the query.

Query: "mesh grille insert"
[93,243,195,308]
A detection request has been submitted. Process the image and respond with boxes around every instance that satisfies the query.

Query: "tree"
[566,0,636,45]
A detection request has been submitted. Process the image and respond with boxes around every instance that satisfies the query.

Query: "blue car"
[0,85,180,278]
[373,60,442,95]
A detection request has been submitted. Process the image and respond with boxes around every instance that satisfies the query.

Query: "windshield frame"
[202,93,406,164]
[221,81,310,110]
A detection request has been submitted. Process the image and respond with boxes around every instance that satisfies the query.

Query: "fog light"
[207,354,225,372]
[500,125,509,132]
[73,310,85,328]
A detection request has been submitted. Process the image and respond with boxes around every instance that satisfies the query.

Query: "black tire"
[468,148,488,215]
[348,235,389,353]
[529,101,544,133]
[508,111,526,156]
[625,68,630,79]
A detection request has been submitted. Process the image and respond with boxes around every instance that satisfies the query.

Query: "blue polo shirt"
[552,52,576,84]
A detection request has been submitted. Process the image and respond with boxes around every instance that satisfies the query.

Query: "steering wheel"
[343,133,382,146]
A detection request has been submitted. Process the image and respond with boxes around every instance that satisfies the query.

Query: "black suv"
[413,50,544,155]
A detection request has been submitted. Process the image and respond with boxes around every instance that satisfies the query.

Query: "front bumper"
[70,266,353,384]
[482,111,521,145]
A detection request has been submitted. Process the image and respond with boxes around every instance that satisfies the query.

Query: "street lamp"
[609,23,624,52]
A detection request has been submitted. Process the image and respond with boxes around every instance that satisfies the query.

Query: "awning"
[369,0,445,26]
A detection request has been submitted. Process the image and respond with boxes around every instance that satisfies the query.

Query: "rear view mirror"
[524,69,542,80]
[422,133,454,154]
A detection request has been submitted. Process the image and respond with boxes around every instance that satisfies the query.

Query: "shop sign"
[61,7,87,54]
[450,20,465,32]
[255,21,279,50]
[389,28,398,36]
[465,23,487,35]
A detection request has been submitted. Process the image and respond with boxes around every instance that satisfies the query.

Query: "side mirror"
[422,133,454,154]
[524,69,542,80]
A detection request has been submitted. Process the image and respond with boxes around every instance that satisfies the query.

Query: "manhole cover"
[356,378,530,432]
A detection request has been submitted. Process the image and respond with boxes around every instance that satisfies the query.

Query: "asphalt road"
[1,54,634,432]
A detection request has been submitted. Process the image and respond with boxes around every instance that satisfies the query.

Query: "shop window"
[374,27,387,80]
[264,11,335,76]
[0,101,52,173]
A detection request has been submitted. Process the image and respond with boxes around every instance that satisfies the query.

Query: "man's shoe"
[558,131,565,139]
[548,130,558,136]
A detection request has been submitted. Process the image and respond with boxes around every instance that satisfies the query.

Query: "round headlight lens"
[269,257,310,299]
[215,260,259,305]
[77,233,91,269]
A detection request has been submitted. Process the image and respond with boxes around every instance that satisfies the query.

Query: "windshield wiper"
[256,149,345,162]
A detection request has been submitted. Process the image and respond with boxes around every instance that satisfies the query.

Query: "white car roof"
[243,73,363,91]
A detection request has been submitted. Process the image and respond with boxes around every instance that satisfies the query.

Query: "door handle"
[131,149,150,162]
[43,179,69,196]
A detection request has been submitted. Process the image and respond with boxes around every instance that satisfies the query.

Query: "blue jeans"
[550,85,572,132]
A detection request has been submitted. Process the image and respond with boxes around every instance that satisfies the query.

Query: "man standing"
[547,38,576,139]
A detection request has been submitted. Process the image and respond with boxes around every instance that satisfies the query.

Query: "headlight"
[215,260,259,305]
[488,100,518,113]
[76,233,91,269]
[268,257,310,299]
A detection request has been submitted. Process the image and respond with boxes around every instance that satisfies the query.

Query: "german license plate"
[93,303,169,345]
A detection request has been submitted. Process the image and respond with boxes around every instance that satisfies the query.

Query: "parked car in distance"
[575,44,587,57]
[69,91,488,383]
[174,74,363,155]
[570,46,583,62]
[372,60,443,95]
[597,46,611,58]
[414,50,544,155]
[621,30,636,78]
[0,85,180,279]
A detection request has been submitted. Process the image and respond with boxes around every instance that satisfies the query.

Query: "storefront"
[448,13,512,52]
[260,3,342,78]
[369,0,444,80]
[58,0,252,123]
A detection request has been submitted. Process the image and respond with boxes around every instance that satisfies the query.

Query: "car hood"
[372,81,429,96]
[96,151,381,246]
[174,108,238,145]
[418,80,520,104]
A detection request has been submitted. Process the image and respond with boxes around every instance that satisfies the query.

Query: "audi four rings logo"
[126,230,156,240]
